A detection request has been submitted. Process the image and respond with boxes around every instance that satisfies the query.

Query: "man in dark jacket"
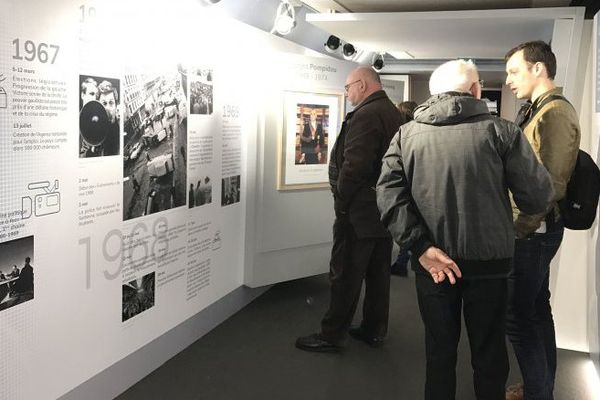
[296,66,403,352]
[376,59,554,399]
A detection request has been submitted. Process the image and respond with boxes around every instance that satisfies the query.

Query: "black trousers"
[415,272,509,400]
[320,216,392,343]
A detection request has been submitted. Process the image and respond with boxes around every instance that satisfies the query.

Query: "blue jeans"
[506,222,564,400]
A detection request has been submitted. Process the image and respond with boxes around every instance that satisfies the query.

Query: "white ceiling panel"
[306,8,578,59]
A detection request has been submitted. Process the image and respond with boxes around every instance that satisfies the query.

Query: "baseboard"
[58,284,270,400]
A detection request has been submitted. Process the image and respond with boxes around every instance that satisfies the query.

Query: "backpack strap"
[524,94,573,128]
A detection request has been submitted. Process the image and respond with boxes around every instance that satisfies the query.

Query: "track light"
[342,43,356,60]
[372,53,384,71]
[271,0,296,36]
[202,0,221,3]
[324,35,341,53]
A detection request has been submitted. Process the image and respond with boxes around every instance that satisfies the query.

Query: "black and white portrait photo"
[79,75,121,158]
[122,271,155,322]
[0,235,34,312]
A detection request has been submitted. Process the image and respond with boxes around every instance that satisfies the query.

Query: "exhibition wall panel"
[0,1,265,399]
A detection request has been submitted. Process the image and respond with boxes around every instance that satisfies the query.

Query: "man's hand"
[418,246,462,284]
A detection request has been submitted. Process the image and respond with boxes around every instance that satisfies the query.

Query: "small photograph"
[221,175,240,206]
[190,69,213,115]
[295,104,329,165]
[0,235,34,313]
[189,175,213,208]
[122,68,188,221]
[122,271,155,322]
[79,75,121,158]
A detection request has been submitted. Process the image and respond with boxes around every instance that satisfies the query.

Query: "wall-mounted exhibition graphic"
[221,175,240,206]
[189,174,213,208]
[279,91,343,190]
[122,68,188,220]
[0,235,34,312]
[122,271,155,322]
[380,75,410,105]
[190,69,213,115]
[79,75,121,158]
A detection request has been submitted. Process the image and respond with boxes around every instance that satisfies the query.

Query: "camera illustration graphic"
[21,180,61,219]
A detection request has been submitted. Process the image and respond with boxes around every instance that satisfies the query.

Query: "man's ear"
[533,62,545,78]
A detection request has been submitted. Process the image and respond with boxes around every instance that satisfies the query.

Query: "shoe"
[505,383,524,400]
[295,333,341,353]
[348,326,385,347]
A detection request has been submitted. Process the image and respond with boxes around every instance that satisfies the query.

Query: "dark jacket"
[376,92,554,274]
[329,90,403,238]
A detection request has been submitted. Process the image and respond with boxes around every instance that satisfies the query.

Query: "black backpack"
[520,94,600,230]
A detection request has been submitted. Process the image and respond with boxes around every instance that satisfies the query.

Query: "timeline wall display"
[0,1,254,399]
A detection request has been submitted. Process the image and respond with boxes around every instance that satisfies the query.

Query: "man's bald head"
[345,66,382,106]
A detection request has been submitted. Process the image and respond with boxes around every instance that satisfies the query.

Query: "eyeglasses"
[478,79,485,87]
[344,80,361,92]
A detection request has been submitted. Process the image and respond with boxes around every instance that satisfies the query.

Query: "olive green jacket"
[512,87,581,237]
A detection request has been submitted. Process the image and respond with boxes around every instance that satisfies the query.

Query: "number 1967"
[12,38,60,64]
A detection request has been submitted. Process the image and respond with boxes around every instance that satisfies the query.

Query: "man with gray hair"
[377,59,554,399]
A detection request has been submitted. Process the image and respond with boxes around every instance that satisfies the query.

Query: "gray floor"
[116,274,597,400]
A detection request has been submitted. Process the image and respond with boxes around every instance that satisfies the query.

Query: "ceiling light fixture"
[342,43,356,60]
[271,0,296,36]
[324,35,341,53]
[372,53,384,71]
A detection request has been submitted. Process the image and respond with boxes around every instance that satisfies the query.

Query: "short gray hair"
[429,59,478,95]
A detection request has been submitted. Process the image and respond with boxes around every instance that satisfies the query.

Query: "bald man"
[296,66,403,352]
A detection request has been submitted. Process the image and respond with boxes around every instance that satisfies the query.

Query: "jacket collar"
[531,87,563,110]
[348,90,388,117]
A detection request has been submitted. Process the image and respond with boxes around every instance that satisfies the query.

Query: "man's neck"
[531,79,556,103]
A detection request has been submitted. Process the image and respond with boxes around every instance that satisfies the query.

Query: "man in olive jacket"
[296,66,403,352]
[376,59,554,399]
[504,41,581,400]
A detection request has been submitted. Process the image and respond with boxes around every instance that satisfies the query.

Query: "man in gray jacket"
[376,59,554,400]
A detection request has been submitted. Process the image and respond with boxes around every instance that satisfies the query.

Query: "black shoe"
[348,327,385,347]
[295,333,341,353]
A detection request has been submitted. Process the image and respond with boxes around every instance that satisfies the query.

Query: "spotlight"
[372,53,384,71]
[271,0,296,36]
[342,43,356,60]
[324,35,341,53]
[203,0,221,3]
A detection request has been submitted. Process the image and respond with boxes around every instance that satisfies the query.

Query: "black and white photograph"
[0,235,34,312]
[221,175,240,206]
[79,75,121,158]
[190,68,213,115]
[122,68,188,221]
[122,271,155,322]
[189,174,213,208]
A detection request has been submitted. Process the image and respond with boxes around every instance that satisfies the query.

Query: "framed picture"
[380,74,410,105]
[278,91,344,191]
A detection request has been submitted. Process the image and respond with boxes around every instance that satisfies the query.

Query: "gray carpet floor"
[116,274,598,400]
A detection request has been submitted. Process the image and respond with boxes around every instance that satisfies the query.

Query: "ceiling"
[302,0,572,13]
[301,1,587,86]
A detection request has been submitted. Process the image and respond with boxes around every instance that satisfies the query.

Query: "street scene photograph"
[190,68,213,115]
[122,68,188,220]
[122,271,155,322]
[0,235,34,312]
